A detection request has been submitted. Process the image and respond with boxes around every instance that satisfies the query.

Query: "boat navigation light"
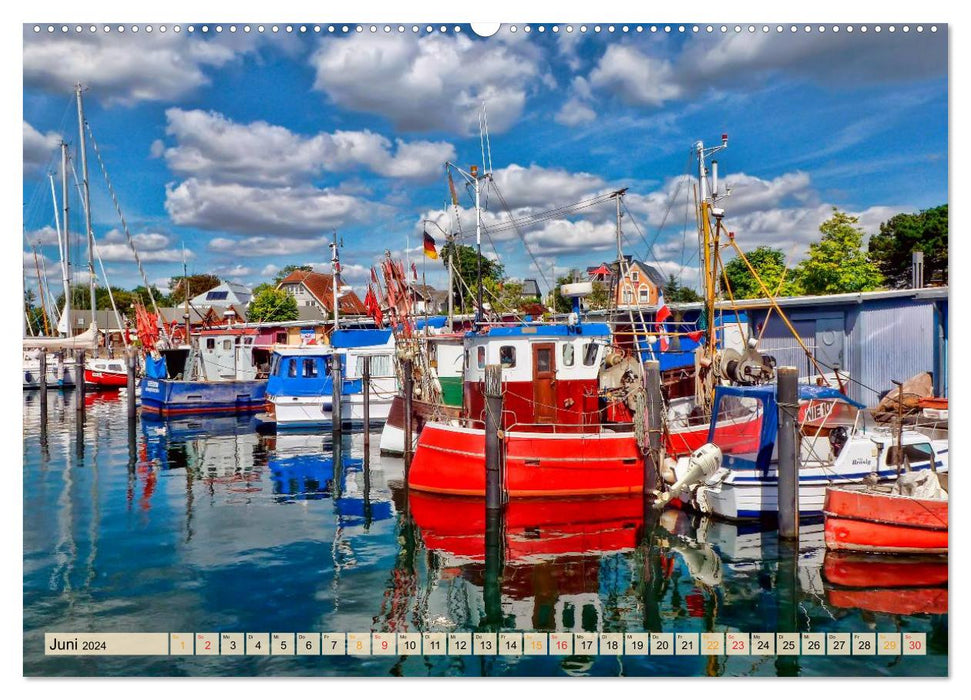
[721,133,728,145]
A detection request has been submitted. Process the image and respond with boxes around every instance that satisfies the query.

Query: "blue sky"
[22,23,948,301]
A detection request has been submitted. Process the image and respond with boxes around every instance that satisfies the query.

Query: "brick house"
[586,256,666,307]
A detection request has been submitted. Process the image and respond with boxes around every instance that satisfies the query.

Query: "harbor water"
[24,392,947,676]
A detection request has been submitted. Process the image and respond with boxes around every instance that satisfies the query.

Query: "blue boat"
[140,328,270,416]
[264,329,398,430]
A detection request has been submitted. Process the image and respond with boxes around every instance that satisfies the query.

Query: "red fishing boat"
[823,475,948,554]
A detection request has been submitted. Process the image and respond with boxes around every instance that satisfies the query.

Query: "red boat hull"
[408,422,644,497]
[824,487,948,554]
[84,369,128,388]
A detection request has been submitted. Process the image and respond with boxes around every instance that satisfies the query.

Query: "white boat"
[23,349,79,389]
[265,329,398,430]
[669,384,949,520]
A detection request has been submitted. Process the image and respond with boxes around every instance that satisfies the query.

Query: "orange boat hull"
[824,487,948,553]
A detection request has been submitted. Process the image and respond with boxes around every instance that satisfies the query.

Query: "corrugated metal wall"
[754,315,817,378]
[849,299,934,406]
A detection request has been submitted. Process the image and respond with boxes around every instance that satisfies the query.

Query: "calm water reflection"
[23,392,947,676]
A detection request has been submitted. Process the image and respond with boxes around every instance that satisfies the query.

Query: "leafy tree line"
[722,205,947,299]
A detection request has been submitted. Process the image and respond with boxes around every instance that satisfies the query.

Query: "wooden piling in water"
[777,366,799,540]
[484,364,504,510]
[126,347,137,420]
[403,358,414,476]
[38,351,48,396]
[362,355,371,456]
[643,360,663,495]
[331,353,343,444]
[75,350,85,412]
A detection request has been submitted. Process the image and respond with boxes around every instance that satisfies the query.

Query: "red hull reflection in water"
[408,491,643,563]
[823,551,948,615]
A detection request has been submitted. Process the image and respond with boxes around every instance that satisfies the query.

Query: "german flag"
[423,231,439,260]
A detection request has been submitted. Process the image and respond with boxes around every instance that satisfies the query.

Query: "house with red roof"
[276,270,367,318]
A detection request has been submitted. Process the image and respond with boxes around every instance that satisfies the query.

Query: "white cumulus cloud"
[310,32,546,135]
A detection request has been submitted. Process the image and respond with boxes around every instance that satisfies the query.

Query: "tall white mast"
[76,83,97,322]
[60,141,72,336]
[330,230,340,331]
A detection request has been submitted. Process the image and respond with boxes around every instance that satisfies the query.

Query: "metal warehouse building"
[713,288,948,407]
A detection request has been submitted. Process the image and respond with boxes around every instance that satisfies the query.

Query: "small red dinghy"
[824,472,948,554]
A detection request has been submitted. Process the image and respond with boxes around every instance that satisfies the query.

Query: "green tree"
[441,242,505,312]
[169,274,221,303]
[868,204,947,288]
[251,282,276,297]
[587,281,612,309]
[483,278,525,313]
[550,270,581,313]
[722,246,801,300]
[663,273,702,303]
[796,209,883,295]
[273,264,314,285]
[248,287,299,322]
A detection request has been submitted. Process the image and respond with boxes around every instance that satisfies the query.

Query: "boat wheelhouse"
[265,329,397,430]
[140,328,270,416]
[407,321,654,497]
[671,384,949,520]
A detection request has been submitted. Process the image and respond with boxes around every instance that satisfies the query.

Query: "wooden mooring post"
[403,357,414,476]
[38,351,48,396]
[777,366,800,540]
[362,355,371,458]
[126,347,137,421]
[331,353,343,445]
[75,350,86,413]
[643,360,663,495]
[484,364,505,510]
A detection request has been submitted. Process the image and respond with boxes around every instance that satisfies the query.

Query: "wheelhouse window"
[562,342,575,367]
[206,338,215,350]
[582,342,599,366]
[499,345,516,368]
[287,359,298,377]
[223,339,232,351]
[356,354,394,377]
[887,442,935,468]
[271,355,281,376]
[302,358,318,378]
[476,346,485,369]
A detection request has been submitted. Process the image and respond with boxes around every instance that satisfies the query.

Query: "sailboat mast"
[60,141,72,337]
[331,230,340,331]
[474,171,482,326]
[76,83,96,321]
[182,242,190,343]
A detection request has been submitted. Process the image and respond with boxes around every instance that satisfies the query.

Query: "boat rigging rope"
[726,236,829,384]
[487,178,552,290]
[481,191,617,234]
[68,159,128,348]
[84,121,170,343]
